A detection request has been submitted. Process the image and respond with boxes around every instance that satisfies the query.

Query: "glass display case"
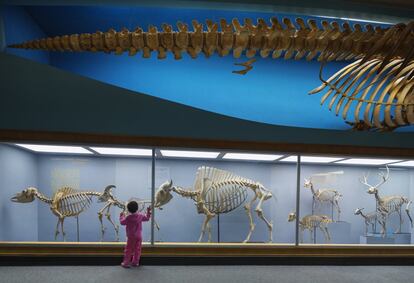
[1,141,413,248]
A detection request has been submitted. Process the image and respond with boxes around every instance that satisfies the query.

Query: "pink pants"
[122,237,142,265]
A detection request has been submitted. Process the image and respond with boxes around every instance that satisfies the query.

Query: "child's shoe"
[121,262,130,268]
[131,263,139,267]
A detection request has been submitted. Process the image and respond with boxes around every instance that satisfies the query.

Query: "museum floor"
[1,265,414,283]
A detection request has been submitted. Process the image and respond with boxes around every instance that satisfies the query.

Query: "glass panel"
[154,148,296,244]
[299,155,413,245]
[0,142,152,242]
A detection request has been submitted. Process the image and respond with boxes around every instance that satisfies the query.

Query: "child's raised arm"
[142,206,151,222]
[119,212,128,225]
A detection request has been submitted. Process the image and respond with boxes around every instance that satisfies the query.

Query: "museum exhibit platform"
[1,0,414,268]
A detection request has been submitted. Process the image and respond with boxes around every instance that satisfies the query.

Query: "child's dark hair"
[127,201,138,213]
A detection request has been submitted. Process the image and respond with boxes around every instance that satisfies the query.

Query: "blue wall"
[5,5,407,131]
[2,5,49,64]
[0,144,38,241]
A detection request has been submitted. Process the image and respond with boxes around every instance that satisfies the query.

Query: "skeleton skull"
[10,187,38,203]
[154,180,174,209]
[287,212,297,222]
[367,187,377,194]
[303,179,312,188]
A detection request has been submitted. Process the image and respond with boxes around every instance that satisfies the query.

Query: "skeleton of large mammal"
[360,166,413,234]
[11,186,107,241]
[8,18,414,130]
[154,166,273,243]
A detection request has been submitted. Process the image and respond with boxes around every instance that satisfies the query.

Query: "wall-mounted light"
[90,147,152,156]
[15,144,92,154]
[279,155,343,163]
[160,150,220,159]
[388,161,414,167]
[223,153,283,161]
[335,158,402,165]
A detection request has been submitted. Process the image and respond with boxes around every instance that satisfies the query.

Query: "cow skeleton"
[154,166,273,243]
[360,166,413,234]
[288,212,332,243]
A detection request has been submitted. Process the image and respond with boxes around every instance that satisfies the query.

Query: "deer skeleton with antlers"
[360,166,413,235]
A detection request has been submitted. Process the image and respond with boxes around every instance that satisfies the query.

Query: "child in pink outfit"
[120,201,151,268]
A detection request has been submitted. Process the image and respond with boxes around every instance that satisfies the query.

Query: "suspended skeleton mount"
[154,166,274,243]
[8,17,414,130]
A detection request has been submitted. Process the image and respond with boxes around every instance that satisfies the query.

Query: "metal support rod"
[76,216,80,242]
[295,155,301,246]
[217,214,220,243]
[151,148,155,246]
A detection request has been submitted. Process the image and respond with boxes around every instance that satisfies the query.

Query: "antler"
[376,165,390,188]
[359,172,371,188]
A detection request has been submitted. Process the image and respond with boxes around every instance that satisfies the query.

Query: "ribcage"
[310,58,414,130]
[384,197,406,212]
[203,184,248,214]
[58,193,93,217]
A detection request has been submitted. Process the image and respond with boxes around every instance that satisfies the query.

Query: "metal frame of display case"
[1,129,414,264]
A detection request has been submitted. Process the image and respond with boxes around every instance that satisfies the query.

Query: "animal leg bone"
[105,205,120,241]
[60,217,66,241]
[242,194,258,243]
[54,218,61,240]
[198,213,215,242]
[254,195,273,242]
[98,202,111,241]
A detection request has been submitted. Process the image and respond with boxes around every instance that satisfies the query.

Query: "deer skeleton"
[354,208,386,236]
[288,212,332,243]
[8,18,414,131]
[360,166,413,235]
[304,175,342,221]
[154,166,273,243]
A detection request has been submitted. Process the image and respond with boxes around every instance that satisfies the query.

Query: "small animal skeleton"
[360,166,413,235]
[354,208,386,236]
[304,172,343,221]
[154,166,274,243]
[11,186,107,241]
[97,185,155,241]
[288,212,332,243]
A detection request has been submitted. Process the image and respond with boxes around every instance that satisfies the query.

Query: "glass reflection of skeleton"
[288,212,332,243]
[360,166,413,236]
[304,171,343,221]
[154,166,274,243]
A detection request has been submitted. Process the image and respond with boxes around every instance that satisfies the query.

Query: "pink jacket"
[120,209,151,239]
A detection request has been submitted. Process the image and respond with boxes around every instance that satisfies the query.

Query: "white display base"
[360,233,411,244]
